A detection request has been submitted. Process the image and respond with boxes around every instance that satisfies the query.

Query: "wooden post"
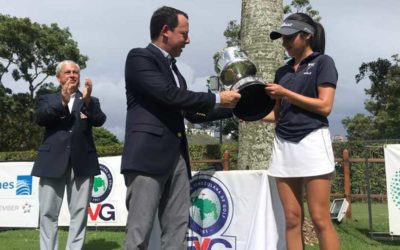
[343,149,352,218]
[223,150,230,171]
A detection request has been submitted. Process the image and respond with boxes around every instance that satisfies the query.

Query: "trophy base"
[232,79,275,121]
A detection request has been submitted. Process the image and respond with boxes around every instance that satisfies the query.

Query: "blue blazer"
[32,91,106,177]
[121,44,231,178]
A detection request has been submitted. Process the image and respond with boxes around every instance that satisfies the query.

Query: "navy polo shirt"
[274,52,338,142]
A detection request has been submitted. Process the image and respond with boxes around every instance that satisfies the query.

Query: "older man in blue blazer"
[32,60,106,250]
[121,6,241,250]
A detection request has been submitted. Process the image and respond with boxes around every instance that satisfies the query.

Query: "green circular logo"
[190,189,221,228]
[91,164,113,203]
[189,174,233,237]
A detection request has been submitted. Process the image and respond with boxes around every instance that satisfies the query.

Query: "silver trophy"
[215,46,275,121]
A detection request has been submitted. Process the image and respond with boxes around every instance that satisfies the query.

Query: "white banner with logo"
[0,158,285,249]
[58,156,128,226]
[384,144,400,235]
[0,162,39,227]
[186,171,285,250]
[148,171,285,250]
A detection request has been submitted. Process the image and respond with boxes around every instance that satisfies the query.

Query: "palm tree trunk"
[238,0,284,170]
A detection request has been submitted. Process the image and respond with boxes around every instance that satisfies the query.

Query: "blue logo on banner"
[16,175,32,195]
[189,174,234,237]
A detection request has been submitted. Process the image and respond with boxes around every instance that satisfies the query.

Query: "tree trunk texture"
[238,0,284,170]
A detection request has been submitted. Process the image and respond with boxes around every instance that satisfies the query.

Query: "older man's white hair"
[55,60,80,77]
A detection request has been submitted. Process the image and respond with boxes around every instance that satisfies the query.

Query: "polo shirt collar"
[287,52,320,67]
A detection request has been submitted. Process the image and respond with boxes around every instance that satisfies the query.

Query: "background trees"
[342,55,400,141]
[283,0,321,21]
[0,14,89,151]
[0,85,41,151]
[0,14,120,151]
[0,14,88,98]
[92,127,121,146]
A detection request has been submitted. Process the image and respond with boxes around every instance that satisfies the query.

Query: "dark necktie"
[171,58,187,90]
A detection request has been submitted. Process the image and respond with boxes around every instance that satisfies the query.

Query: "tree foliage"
[0,85,43,151]
[342,114,378,141]
[212,20,241,74]
[343,55,400,140]
[0,14,88,98]
[223,20,241,47]
[0,14,90,151]
[284,0,321,21]
[93,127,121,147]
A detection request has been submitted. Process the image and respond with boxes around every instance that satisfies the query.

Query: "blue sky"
[1,0,399,140]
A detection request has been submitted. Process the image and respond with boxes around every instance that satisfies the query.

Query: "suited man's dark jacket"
[121,44,231,178]
[32,91,106,178]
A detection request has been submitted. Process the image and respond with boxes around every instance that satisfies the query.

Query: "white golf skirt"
[267,127,335,178]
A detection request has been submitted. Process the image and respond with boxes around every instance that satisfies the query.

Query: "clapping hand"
[61,78,74,106]
[82,78,92,105]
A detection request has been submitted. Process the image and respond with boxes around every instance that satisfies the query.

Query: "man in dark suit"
[32,60,106,250]
[121,6,241,250]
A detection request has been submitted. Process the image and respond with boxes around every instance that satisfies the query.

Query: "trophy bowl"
[230,76,275,121]
[216,47,275,121]
[216,46,257,87]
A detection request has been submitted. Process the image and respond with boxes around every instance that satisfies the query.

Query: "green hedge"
[0,143,239,171]
[0,150,37,161]
[332,141,389,196]
[96,144,124,156]
[188,143,238,170]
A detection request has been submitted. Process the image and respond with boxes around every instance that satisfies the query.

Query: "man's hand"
[61,78,73,106]
[219,90,241,108]
[82,78,92,105]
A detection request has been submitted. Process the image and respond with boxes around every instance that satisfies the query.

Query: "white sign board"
[185,171,285,250]
[384,144,400,236]
[59,156,128,226]
[0,162,39,227]
[0,159,285,249]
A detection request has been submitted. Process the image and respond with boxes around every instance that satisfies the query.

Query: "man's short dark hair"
[150,6,188,40]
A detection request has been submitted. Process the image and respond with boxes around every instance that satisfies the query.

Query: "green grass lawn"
[0,227,125,250]
[1,203,399,250]
[306,202,400,250]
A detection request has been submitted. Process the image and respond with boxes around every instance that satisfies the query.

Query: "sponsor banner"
[58,156,128,226]
[0,162,39,227]
[0,159,285,249]
[384,145,400,235]
[186,171,285,250]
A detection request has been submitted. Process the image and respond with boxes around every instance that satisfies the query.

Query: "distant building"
[205,129,220,138]
[185,124,220,138]
[332,134,346,142]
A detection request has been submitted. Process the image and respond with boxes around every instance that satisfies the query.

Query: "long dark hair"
[286,13,325,54]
